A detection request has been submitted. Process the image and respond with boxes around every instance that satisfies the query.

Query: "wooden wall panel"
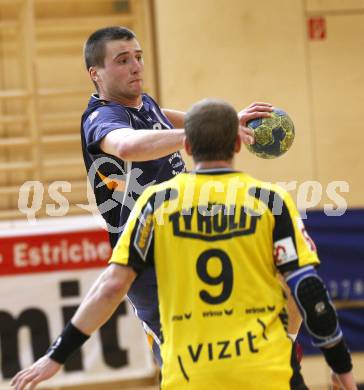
[154,0,364,208]
[306,0,364,13]
[0,0,156,220]
[306,5,364,207]
[1,0,363,219]
[154,0,316,192]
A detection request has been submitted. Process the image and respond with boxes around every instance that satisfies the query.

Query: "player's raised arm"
[100,127,185,161]
[99,100,274,161]
[163,102,275,147]
[162,108,185,128]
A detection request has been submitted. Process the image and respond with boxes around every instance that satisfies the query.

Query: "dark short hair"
[185,99,239,162]
[84,26,136,70]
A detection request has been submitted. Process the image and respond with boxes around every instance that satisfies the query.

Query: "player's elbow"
[116,141,139,161]
[98,278,125,303]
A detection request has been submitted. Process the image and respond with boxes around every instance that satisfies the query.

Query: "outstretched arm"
[162,108,185,128]
[100,127,185,161]
[163,102,274,131]
[100,108,185,161]
[164,102,275,146]
[11,264,136,390]
[100,102,274,161]
[72,263,136,333]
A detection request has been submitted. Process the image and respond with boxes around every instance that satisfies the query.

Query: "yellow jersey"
[110,169,319,389]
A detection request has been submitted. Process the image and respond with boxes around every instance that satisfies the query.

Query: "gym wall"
[154,0,364,209]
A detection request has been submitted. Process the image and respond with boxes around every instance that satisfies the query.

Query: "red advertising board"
[0,229,111,276]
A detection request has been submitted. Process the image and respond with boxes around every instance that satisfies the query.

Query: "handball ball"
[245,108,295,159]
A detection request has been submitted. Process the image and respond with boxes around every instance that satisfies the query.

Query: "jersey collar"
[90,93,150,111]
[191,168,238,175]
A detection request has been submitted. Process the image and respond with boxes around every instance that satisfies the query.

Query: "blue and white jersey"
[81,93,186,247]
[81,94,186,361]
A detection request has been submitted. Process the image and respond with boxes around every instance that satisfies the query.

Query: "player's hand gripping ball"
[246,108,295,159]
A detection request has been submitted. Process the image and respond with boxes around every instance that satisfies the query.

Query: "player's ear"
[89,66,99,82]
[183,136,192,156]
[234,134,242,154]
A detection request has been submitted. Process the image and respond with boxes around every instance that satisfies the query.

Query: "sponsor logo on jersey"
[169,204,261,241]
[169,152,186,176]
[273,237,298,265]
[172,313,192,321]
[186,329,261,364]
[296,217,317,252]
[88,110,99,123]
[134,203,154,260]
[202,309,233,317]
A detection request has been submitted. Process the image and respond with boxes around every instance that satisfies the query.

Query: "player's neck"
[194,160,233,170]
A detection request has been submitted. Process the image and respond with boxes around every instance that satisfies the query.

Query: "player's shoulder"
[85,95,129,119]
[142,93,159,106]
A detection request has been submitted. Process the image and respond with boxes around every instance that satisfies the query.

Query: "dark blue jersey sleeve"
[83,104,132,155]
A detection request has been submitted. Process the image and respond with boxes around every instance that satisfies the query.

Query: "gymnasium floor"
[38,353,364,390]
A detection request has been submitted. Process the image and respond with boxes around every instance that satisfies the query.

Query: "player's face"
[96,38,144,104]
